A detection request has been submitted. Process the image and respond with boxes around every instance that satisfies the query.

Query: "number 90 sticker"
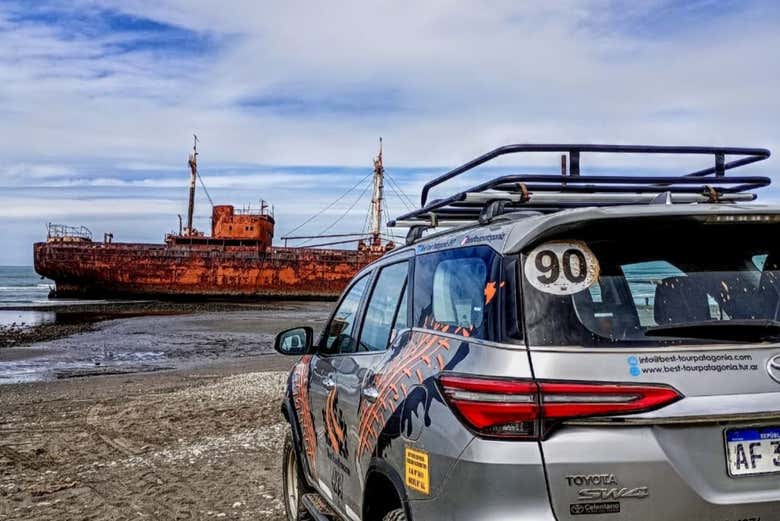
[524,240,600,295]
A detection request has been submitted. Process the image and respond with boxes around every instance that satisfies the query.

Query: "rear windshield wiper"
[645,320,780,343]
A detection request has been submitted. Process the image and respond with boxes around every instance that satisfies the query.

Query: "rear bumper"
[408,437,557,521]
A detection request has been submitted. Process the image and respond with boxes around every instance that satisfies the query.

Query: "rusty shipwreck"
[34,139,395,299]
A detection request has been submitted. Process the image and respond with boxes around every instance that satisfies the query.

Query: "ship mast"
[369,138,384,247]
[185,135,199,236]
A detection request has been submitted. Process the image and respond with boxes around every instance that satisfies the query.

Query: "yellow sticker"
[405,447,430,495]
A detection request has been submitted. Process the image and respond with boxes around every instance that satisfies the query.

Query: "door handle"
[362,386,379,403]
[323,377,336,390]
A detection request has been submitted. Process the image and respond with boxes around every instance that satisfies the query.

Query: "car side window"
[414,246,499,340]
[357,262,409,352]
[322,275,370,355]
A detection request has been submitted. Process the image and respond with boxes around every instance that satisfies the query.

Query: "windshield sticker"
[461,231,506,246]
[570,502,620,516]
[415,237,459,254]
[525,241,600,295]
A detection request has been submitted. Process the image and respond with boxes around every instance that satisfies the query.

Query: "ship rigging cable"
[282,138,403,247]
[197,170,215,208]
[383,207,396,239]
[280,171,373,240]
[385,172,415,211]
[300,179,372,245]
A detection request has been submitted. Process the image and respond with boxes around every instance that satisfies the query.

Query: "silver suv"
[275,144,780,521]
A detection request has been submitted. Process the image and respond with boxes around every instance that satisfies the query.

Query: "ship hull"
[33,242,384,300]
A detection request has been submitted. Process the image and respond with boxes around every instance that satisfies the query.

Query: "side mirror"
[274,326,314,356]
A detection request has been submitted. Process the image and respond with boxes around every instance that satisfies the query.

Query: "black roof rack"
[387,144,771,242]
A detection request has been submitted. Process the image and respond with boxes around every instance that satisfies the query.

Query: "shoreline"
[0,300,295,349]
[0,322,97,349]
[0,300,332,385]
[0,299,290,313]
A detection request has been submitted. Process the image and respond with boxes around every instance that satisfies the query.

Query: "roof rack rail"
[388,144,771,233]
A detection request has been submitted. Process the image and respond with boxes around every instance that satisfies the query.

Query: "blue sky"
[1,0,779,265]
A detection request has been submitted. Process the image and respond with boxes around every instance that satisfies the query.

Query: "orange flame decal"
[484,281,497,305]
[291,356,317,474]
[357,328,452,458]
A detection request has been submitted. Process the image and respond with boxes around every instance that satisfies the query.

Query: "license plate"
[725,426,780,477]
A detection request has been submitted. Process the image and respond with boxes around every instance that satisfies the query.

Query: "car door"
[332,260,411,520]
[309,274,371,504]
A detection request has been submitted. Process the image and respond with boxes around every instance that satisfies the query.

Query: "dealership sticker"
[405,447,430,495]
[524,240,599,295]
[570,502,620,516]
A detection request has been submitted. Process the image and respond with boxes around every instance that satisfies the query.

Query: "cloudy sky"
[2,0,779,265]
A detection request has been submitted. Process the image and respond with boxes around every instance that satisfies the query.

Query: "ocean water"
[0,266,53,307]
[0,266,55,326]
[0,266,56,326]
[0,266,133,326]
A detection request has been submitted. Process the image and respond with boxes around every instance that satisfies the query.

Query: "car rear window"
[522,217,780,347]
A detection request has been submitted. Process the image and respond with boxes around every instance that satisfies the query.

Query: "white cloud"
[1,0,779,264]
[2,1,778,166]
[0,195,181,218]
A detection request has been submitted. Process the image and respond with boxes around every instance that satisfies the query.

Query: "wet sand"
[0,321,96,349]
[0,301,306,349]
[0,301,334,520]
[0,302,331,383]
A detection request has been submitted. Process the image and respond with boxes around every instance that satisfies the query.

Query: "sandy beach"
[0,303,333,520]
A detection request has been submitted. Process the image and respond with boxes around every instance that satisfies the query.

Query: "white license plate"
[725,426,780,477]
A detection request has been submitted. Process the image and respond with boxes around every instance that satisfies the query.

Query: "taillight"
[438,375,539,438]
[438,374,682,440]
[539,382,682,420]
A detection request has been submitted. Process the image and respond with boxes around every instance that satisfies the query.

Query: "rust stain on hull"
[34,242,383,300]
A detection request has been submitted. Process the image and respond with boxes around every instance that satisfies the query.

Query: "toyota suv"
[274,144,780,521]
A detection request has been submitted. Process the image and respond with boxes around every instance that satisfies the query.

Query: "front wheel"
[282,430,312,520]
[382,509,407,521]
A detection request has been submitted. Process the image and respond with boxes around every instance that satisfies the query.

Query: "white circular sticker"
[524,240,600,295]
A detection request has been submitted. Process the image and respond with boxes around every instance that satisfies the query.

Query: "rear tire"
[282,429,312,520]
[382,508,407,521]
